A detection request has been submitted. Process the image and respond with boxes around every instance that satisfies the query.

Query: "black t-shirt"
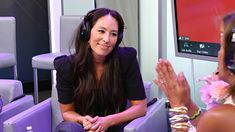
[54,47,146,114]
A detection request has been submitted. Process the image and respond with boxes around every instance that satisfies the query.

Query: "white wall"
[62,0,94,15]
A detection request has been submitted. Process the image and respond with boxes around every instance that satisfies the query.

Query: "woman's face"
[89,14,118,61]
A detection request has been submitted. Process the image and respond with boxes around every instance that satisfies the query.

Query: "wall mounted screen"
[172,0,235,61]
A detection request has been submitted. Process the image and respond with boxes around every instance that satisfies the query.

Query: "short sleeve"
[119,47,146,100]
[54,55,74,104]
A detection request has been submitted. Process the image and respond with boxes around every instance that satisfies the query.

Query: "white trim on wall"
[48,0,62,53]
[139,0,159,99]
[48,0,62,84]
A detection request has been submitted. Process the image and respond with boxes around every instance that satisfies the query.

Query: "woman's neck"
[93,53,106,64]
[92,53,107,80]
[95,63,104,81]
[93,58,105,81]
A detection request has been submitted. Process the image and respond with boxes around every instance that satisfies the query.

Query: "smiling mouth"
[99,43,111,48]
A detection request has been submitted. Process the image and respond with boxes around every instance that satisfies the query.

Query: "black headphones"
[225,28,235,73]
[80,10,123,45]
[80,18,91,41]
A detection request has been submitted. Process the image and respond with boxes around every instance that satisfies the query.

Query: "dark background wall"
[0,0,51,92]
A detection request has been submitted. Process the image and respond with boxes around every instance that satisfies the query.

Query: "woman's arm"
[108,99,147,125]
[60,103,83,123]
[186,100,201,126]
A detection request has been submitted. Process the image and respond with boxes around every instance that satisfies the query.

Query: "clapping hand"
[153,59,191,108]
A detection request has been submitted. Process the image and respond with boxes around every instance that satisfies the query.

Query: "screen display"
[173,0,235,61]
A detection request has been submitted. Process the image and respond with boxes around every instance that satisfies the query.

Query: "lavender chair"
[124,98,169,132]
[0,80,34,132]
[3,81,170,132]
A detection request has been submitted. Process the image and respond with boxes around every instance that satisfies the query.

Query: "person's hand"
[82,115,99,131]
[218,47,235,84]
[82,115,110,132]
[89,116,111,132]
[153,59,191,108]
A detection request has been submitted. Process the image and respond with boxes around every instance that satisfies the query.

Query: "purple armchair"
[4,98,52,132]
[1,95,34,132]
[3,82,169,132]
[3,84,62,132]
[0,80,34,132]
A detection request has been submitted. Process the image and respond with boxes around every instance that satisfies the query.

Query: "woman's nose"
[102,33,110,43]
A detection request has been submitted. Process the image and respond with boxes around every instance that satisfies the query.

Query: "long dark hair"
[72,8,125,116]
[222,12,235,96]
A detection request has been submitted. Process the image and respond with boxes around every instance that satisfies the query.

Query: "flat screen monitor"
[172,0,235,61]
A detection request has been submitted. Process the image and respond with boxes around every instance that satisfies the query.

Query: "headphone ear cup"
[80,20,90,40]
[117,32,123,45]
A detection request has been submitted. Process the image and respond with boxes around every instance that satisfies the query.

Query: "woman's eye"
[98,30,105,33]
[111,32,118,37]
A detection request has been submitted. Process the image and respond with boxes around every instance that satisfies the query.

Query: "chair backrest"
[60,16,83,53]
[0,80,23,105]
[0,17,16,55]
[0,17,17,79]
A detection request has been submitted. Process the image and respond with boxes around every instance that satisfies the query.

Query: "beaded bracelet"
[189,107,202,120]
[168,106,190,131]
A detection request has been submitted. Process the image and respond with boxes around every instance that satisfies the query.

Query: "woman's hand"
[153,59,191,108]
[83,115,99,131]
[90,116,111,132]
[83,116,110,132]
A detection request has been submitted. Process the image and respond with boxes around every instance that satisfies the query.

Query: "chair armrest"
[124,98,169,132]
[4,98,52,132]
[0,95,34,132]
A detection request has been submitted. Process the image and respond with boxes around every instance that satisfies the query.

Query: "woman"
[54,8,147,132]
[154,12,235,132]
